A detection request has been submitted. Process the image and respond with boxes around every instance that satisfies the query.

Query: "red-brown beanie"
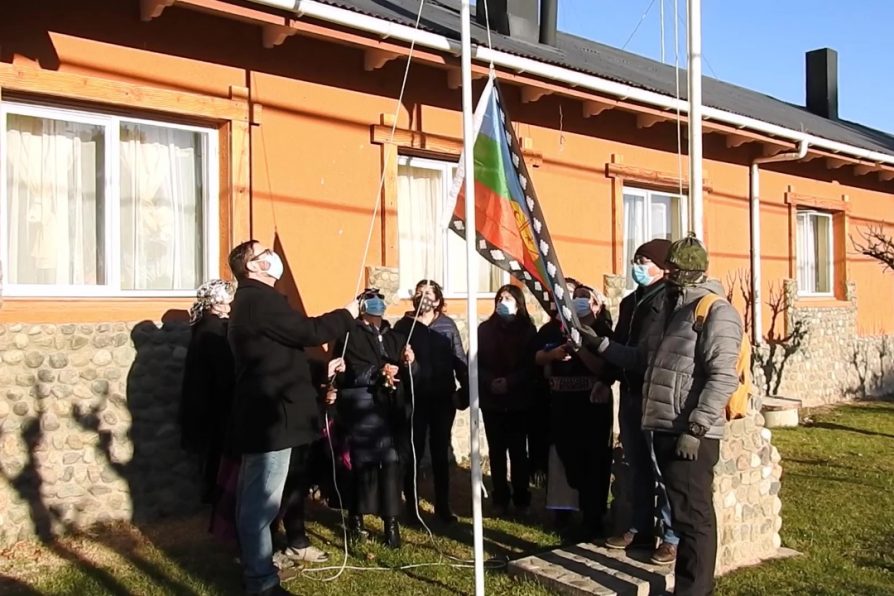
[635,239,672,270]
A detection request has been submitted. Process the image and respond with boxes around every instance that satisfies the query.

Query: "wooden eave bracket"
[879,170,894,182]
[582,100,612,118]
[852,164,876,176]
[446,69,486,90]
[725,134,753,149]
[636,113,666,129]
[364,48,400,71]
[140,0,176,22]
[825,156,850,170]
[520,86,552,104]
[262,24,296,48]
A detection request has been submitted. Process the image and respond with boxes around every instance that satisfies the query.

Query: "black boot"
[383,517,401,549]
[348,513,367,542]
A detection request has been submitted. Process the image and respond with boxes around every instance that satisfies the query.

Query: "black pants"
[551,398,613,536]
[653,432,720,596]
[527,389,551,479]
[403,397,456,513]
[280,444,311,549]
[482,409,530,508]
[350,461,401,518]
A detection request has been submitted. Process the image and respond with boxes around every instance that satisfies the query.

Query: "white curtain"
[797,212,832,294]
[5,114,101,285]
[120,123,202,291]
[397,163,501,294]
[398,165,444,292]
[622,192,646,289]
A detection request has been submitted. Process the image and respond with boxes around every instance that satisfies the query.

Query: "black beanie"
[635,238,672,270]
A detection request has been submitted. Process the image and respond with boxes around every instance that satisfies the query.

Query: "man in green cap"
[578,233,742,596]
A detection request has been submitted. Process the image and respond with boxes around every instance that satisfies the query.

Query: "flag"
[446,75,581,333]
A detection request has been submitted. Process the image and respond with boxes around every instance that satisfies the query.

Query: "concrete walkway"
[508,542,674,595]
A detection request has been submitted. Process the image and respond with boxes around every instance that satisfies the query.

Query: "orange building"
[1,0,892,546]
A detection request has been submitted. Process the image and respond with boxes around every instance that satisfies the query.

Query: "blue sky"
[556,0,894,134]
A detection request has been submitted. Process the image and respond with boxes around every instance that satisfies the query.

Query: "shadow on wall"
[0,311,221,594]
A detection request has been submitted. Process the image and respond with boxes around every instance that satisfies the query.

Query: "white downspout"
[749,140,808,345]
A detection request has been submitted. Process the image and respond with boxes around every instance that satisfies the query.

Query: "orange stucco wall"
[2,0,893,334]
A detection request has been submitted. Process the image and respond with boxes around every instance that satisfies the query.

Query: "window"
[622,186,687,288]
[1,102,218,297]
[397,156,504,296]
[796,210,833,295]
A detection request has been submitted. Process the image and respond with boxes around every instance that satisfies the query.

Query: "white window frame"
[1,101,219,298]
[796,209,835,297]
[396,155,507,299]
[622,185,688,288]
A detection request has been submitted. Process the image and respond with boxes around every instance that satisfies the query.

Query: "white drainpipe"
[243,0,894,169]
[750,140,808,345]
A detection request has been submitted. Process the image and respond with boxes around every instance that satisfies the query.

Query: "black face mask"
[413,294,435,314]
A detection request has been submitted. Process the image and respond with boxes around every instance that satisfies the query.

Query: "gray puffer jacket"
[601,279,742,439]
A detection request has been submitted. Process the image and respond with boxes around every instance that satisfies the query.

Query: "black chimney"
[539,0,558,46]
[475,0,540,45]
[806,48,838,120]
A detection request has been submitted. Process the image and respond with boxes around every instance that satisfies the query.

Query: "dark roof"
[315,0,894,156]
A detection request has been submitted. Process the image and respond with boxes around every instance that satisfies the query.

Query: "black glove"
[569,325,607,352]
[675,433,701,461]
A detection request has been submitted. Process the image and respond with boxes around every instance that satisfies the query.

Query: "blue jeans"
[237,448,292,594]
[619,395,678,545]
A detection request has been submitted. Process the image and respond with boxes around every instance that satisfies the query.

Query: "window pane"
[623,192,646,289]
[397,165,444,292]
[796,212,814,292]
[445,231,503,293]
[5,114,104,285]
[814,214,832,294]
[651,193,684,240]
[119,122,205,291]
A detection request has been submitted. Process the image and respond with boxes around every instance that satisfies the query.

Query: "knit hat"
[634,238,672,270]
[666,233,709,285]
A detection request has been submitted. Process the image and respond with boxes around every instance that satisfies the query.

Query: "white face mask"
[263,252,284,281]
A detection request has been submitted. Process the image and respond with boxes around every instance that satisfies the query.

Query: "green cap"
[667,233,708,285]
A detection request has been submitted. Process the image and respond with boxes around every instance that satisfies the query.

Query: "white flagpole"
[460,1,485,594]
[687,0,704,238]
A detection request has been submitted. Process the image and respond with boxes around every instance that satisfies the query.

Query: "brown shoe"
[650,542,677,565]
[605,531,653,550]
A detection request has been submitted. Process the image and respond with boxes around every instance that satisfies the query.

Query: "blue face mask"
[363,297,386,317]
[631,263,657,287]
[496,301,517,319]
[573,297,592,318]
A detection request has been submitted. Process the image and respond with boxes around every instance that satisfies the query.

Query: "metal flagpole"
[459,1,485,594]
[687,0,704,238]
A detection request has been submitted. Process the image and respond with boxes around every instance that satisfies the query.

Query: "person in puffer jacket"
[580,233,742,596]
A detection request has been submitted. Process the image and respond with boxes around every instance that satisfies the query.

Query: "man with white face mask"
[226,240,359,596]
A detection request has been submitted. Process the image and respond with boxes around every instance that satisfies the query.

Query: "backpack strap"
[693,294,722,332]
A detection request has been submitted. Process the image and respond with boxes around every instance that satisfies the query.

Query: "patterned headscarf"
[189,279,236,325]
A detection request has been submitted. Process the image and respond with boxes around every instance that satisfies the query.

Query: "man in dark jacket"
[603,239,680,565]
[581,234,742,596]
[226,240,358,596]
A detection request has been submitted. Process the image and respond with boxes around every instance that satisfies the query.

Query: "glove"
[571,325,609,353]
[675,433,701,461]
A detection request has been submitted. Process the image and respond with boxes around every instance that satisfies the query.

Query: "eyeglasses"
[361,288,384,300]
[631,256,652,265]
[250,248,272,262]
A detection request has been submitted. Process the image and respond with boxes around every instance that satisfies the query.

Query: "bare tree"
[851,225,894,272]
[723,271,806,396]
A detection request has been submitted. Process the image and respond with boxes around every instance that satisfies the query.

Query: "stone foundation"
[0,321,199,546]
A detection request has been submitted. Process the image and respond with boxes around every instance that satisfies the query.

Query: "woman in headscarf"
[180,279,237,505]
[478,284,537,516]
[394,279,468,524]
[332,289,415,548]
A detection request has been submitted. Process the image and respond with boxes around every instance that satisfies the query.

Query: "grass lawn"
[1,401,893,595]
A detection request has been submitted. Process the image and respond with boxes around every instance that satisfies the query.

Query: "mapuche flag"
[445,75,581,334]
